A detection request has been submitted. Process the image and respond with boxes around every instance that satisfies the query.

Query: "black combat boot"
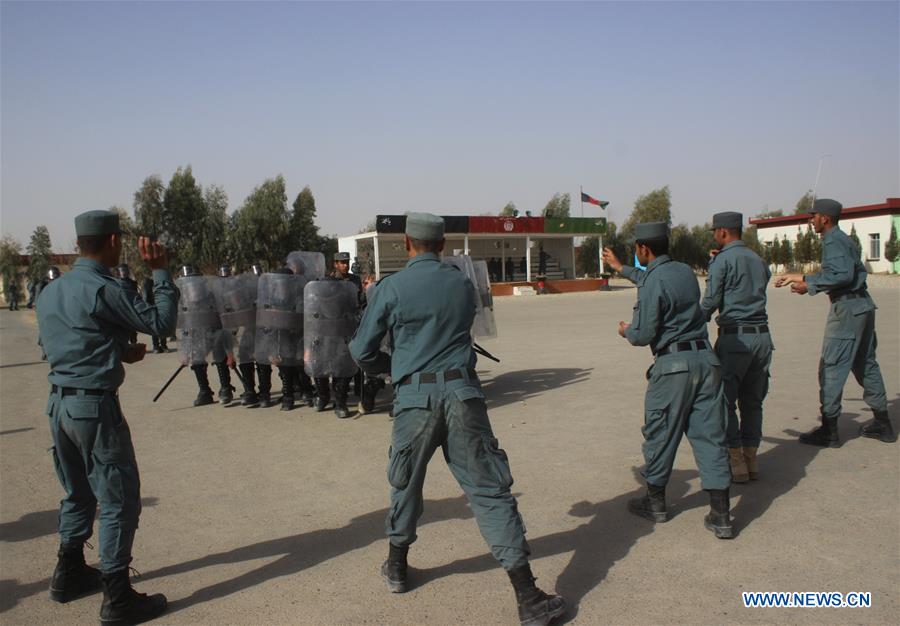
[627,483,668,522]
[704,488,734,539]
[49,544,102,603]
[257,364,275,408]
[298,371,316,407]
[359,376,381,415]
[333,377,351,419]
[315,378,330,412]
[279,367,295,411]
[213,361,234,405]
[191,365,214,406]
[799,416,840,447]
[238,363,259,407]
[860,410,897,443]
[99,569,167,626]
[380,543,409,593]
[507,563,566,626]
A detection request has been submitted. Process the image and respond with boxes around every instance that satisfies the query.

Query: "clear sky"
[2,0,897,251]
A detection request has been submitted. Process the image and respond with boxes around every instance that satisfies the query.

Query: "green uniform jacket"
[804,227,868,296]
[700,240,770,325]
[623,255,708,353]
[349,253,477,381]
[37,258,179,390]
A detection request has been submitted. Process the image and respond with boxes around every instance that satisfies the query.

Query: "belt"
[51,385,109,397]
[398,368,476,387]
[829,291,868,303]
[719,325,769,335]
[656,340,710,357]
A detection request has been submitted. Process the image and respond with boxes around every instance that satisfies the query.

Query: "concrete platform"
[1,277,897,625]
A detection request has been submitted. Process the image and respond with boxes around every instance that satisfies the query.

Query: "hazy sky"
[2,1,898,251]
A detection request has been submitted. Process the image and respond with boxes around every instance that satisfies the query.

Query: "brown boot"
[729,448,749,483]
[742,446,759,480]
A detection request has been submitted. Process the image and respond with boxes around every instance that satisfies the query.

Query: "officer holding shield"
[349,213,565,626]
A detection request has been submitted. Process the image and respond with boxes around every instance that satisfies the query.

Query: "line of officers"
[166,250,384,418]
[602,200,894,540]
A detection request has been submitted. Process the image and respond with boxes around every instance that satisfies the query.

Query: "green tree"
[579,221,626,277]
[884,223,900,271]
[849,225,862,260]
[754,209,784,219]
[201,184,229,271]
[108,206,144,280]
[26,225,52,285]
[163,166,207,267]
[780,236,794,268]
[809,226,822,261]
[795,191,814,215]
[621,186,672,242]
[229,175,290,269]
[289,186,328,253]
[541,193,570,218]
[499,201,517,217]
[742,225,764,257]
[0,235,23,304]
[793,226,809,264]
[133,175,166,238]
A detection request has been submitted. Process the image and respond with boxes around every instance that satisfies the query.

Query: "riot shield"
[471,259,498,338]
[175,275,221,365]
[443,256,498,339]
[303,280,359,378]
[214,273,258,363]
[286,251,326,281]
[254,273,304,366]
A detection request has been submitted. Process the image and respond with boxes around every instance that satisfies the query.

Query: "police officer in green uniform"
[349,213,565,626]
[775,199,894,445]
[604,222,733,539]
[700,212,773,482]
[37,210,177,624]
[315,252,362,418]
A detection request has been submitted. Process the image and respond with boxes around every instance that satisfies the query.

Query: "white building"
[749,198,900,274]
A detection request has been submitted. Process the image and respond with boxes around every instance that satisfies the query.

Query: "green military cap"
[810,198,842,218]
[74,210,121,237]
[405,212,445,241]
[711,211,743,230]
[334,252,351,262]
[633,221,669,243]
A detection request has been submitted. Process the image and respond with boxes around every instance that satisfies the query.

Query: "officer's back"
[375,257,475,381]
[634,257,708,353]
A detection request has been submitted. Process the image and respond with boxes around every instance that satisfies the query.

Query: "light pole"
[811,154,832,207]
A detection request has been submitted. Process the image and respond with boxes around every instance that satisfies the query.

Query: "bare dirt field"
[1,277,898,625]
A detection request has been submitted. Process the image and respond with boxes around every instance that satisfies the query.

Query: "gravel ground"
[1,277,897,625]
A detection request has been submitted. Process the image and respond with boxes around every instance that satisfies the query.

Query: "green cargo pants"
[715,332,773,448]
[47,388,141,573]
[819,297,888,420]
[642,351,730,490]
[386,370,530,570]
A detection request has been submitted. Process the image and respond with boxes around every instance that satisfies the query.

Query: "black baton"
[153,364,185,402]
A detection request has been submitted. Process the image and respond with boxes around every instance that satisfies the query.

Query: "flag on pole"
[580,192,609,208]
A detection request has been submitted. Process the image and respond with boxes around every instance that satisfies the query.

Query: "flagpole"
[580,185,584,218]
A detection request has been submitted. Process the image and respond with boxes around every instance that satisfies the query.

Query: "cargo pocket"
[473,434,514,490]
[822,338,855,367]
[454,386,485,404]
[641,407,669,465]
[387,444,414,490]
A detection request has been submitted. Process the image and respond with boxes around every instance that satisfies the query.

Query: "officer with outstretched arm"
[37,210,178,625]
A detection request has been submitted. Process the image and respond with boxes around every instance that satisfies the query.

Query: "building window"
[868,233,881,260]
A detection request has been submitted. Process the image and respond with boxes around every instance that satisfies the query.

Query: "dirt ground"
[1,277,898,625]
